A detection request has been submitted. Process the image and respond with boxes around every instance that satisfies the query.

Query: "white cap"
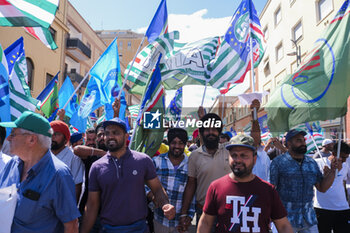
[322,139,333,146]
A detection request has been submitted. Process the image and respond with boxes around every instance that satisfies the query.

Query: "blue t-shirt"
[0,151,81,233]
[89,149,157,226]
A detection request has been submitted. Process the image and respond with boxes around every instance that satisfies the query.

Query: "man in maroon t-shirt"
[198,134,293,233]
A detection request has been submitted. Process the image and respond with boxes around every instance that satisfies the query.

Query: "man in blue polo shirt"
[81,117,175,233]
[0,111,80,233]
[270,129,339,233]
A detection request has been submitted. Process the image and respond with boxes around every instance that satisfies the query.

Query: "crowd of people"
[0,99,349,233]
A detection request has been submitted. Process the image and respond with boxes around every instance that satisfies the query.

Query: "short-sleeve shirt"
[314,158,350,210]
[89,149,157,226]
[188,144,231,206]
[270,152,323,228]
[203,175,287,233]
[0,151,80,233]
[55,146,84,184]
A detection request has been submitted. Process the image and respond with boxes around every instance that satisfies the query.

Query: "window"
[86,42,91,49]
[263,26,269,40]
[317,0,333,21]
[46,73,54,86]
[274,7,281,26]
[119,41,123,49]
[48,27,56,42]
[127,41,131,50]
[264,61,271,77]
[26,58,34,90]
[275,43,283,62]
[119,54,123,62]
[293,21,303,42]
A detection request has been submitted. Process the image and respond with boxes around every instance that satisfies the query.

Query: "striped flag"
[128,104,140,120]
[130,55,165,157]
[36,72,59,118]
[125,31,220,95]
[145,0,168,43]
[4,37,39,121]
[0,44,11,123]
[0,0,59,28]
[209,0,266,94]
[24,26,57,50]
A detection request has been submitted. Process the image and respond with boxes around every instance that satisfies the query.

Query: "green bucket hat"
[225,134,255,151]
[0,111,52,137]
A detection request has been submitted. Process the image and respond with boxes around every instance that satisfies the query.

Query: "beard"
[97,140,107,151]
[291,145,307,154]
[86,143,96,148]
[51,140,65,150]
[106,139,125,152]
[230,162,253,178]
[169,148,184,158]
[203,134,219,150]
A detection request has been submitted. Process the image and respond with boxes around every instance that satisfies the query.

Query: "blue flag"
[89,37,127,124]
[168,87,182,121]
[58,76,78,118]
[36,72,59,118]
[225,0,265,66]
[145,0,168,42]
[69,77,103,133]
[0,44,11,123]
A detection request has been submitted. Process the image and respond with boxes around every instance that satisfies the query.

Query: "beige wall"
[66,2,106,80]
[0,0,69,97]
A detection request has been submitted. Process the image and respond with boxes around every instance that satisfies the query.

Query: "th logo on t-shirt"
[226,195,261,232]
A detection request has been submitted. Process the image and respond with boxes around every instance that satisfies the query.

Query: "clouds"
[137,9,231,42]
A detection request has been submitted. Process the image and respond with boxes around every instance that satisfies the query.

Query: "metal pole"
[201,82,208,106]
[249,18,257,120]
[117,36,146,100]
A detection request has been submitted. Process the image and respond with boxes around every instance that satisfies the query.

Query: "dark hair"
[0,126,6,145]
[332,140,350,154]
[198,113,223,135]
[86,128,95,134]
[220,133,231,141]
[95,122,104,134]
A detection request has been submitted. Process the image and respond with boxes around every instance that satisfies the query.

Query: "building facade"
[222,0,346,139]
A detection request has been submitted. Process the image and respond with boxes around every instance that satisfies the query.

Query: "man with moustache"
[81,117,175,233]
[50,120,84,203]
[146,128,195,233]
[270,129,338,233]
[179,113,232,231]
[197,134,293,233]
[85,128,97,148]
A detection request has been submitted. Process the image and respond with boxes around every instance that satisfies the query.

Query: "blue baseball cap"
[285,129,307,142]
[103,117,127,132]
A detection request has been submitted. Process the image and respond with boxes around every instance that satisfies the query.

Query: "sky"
[69,0,268,108]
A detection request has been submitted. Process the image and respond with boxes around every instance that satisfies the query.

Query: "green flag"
[266,1,350,135]
[130,56,165,157]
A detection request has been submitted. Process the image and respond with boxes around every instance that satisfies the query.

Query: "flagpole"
[335,117,344,175]
[310,134,327,166]
[221,94,225,119]
[249,17,257,120]
[117,36,146,100]
[201,82,208,106]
